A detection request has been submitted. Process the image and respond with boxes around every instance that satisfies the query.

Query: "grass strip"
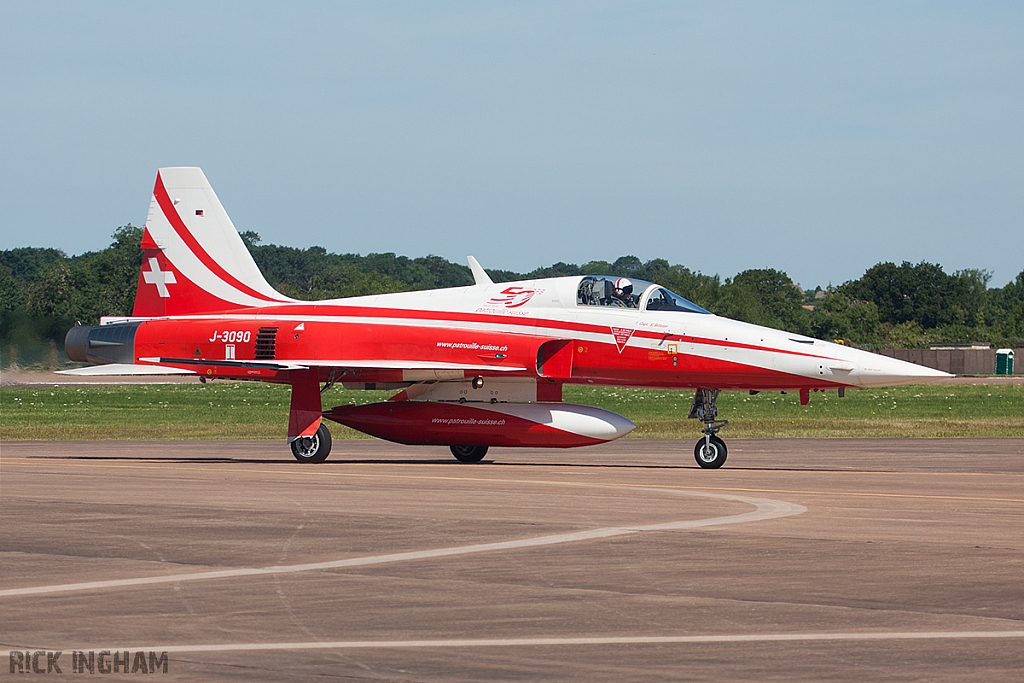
[1,382,1021,441]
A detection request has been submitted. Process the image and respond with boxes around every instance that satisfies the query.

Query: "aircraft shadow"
[26,454,860,472]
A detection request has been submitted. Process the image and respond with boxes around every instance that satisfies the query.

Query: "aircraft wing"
[59,358,529,376]
[285,359,528,372]
[56,363,197,376]
[141,357,528,372]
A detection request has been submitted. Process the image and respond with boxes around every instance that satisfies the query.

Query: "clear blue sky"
[1,2,1021,288]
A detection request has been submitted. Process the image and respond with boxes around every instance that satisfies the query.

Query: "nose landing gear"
[689,389,728,468]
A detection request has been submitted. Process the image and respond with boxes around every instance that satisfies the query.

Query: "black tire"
[450,445,488,463]
[694,435,727,469]
[291,423,332,463]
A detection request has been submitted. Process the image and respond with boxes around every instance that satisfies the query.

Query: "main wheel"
[450,445,488,463]
[291,423,332,463]
[694,435,727,469]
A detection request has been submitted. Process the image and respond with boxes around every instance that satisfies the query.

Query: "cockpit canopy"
[576,276,710,314]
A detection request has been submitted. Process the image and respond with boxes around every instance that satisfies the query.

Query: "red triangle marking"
[610,327,634,353]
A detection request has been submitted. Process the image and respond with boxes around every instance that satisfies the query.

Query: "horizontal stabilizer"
[56,364,196,376]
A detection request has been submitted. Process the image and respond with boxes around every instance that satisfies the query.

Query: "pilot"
[612,278,635,307]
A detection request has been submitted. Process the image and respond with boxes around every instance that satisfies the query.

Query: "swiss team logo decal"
[610,327,634,353]
[488,286,542,308]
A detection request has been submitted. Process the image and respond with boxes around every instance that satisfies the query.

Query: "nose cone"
[849,350,953,387]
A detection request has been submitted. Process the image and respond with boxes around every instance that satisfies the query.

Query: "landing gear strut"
[689,389,728,469]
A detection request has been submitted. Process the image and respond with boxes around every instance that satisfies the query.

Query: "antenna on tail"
[467,256,493,287]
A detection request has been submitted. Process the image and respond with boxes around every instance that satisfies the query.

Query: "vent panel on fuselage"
[255,327,278,359]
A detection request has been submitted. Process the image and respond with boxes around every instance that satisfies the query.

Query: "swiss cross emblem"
[610,327,634,353]
[142,257,176,298]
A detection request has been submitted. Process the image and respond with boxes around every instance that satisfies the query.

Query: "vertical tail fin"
[132,167,290,317]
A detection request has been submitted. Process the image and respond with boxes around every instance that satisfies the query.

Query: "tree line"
[2,225,1022,362]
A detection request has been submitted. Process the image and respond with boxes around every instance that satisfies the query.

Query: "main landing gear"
[450,445,489,463]
[291,423,333,463]
[689,389,728,469]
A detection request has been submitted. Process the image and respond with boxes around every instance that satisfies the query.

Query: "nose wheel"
[689,389,728,469]
[694,434,727,468]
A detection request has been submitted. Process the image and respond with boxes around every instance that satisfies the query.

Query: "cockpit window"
[576,276,710,314]
[577,276,648,308]
[644,287,711,314]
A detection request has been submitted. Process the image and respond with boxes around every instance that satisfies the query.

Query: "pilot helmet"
[614,278,633,299]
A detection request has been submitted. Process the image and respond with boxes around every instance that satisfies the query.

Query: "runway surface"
[2,438,1023,681]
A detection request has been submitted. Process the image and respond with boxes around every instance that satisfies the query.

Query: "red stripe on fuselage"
[244,302,846,362]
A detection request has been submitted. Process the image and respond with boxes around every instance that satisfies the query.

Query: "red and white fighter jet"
[63,167,950,468]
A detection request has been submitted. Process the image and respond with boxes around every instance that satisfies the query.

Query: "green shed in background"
[995,349,1014,375]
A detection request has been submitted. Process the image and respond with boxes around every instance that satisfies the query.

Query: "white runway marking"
[0,488,804,599]
[6,631,1024,656]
